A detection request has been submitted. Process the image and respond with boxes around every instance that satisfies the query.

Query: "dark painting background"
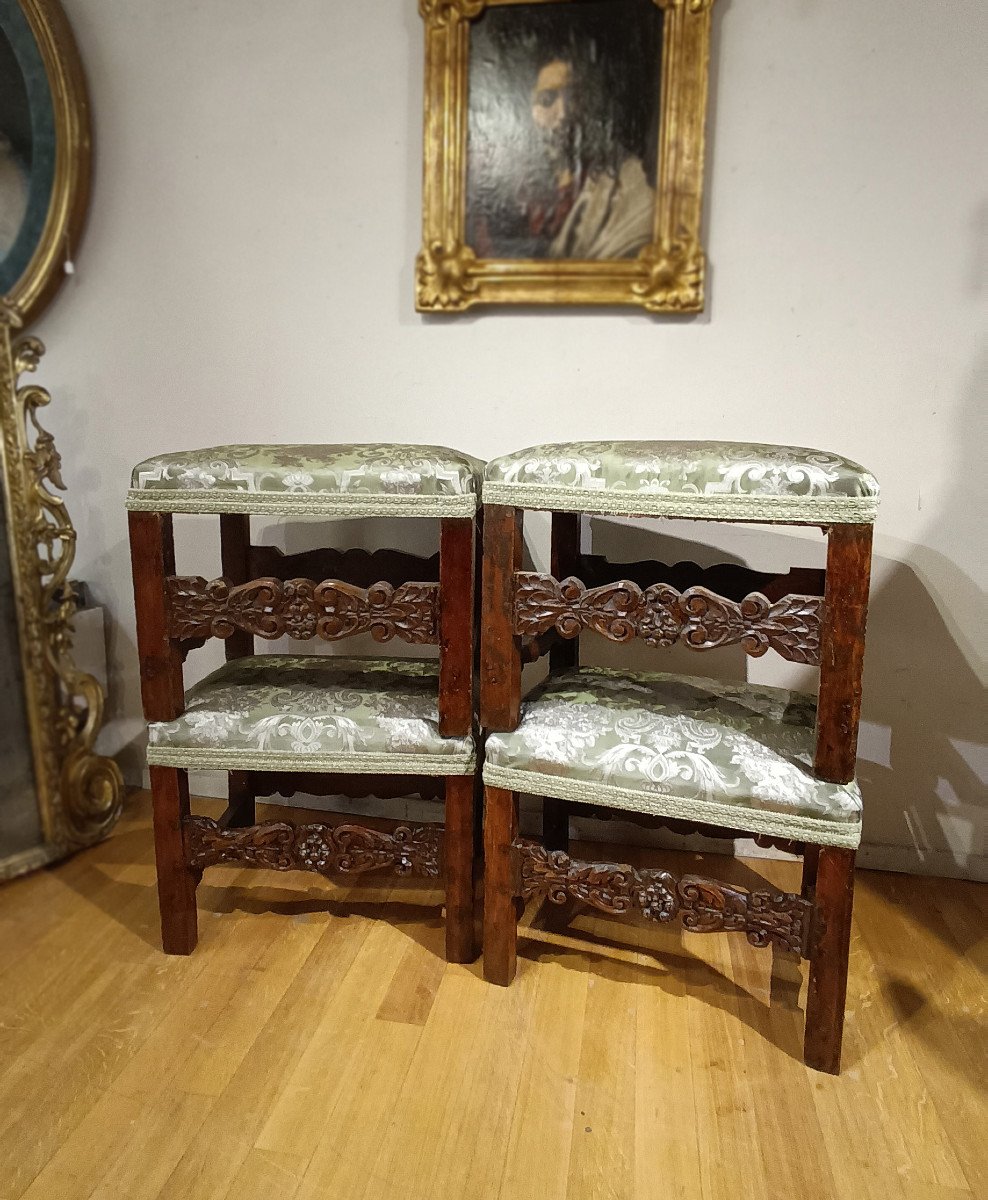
[467,0,663,260]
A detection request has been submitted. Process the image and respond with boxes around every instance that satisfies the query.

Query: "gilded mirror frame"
[1,0,121,879]
[416,0,717,313]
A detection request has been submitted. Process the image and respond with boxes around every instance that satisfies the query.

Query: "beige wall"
[34,0,986,877]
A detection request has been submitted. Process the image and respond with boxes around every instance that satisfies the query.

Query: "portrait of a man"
[467,0,663,261]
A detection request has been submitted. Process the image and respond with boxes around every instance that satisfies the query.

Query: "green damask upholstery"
[483,441,879,523]
[127,444,483,517]
[147,655,475,774]
[483,666,862,847]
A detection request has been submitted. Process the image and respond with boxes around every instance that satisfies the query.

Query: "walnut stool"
[127,443,481,963]
[479,441,878,1073]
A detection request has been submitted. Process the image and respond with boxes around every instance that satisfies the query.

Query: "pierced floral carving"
[516,840,812,955]
[166,576,439,644]
[513,573,822,664]
[186,815,442,878]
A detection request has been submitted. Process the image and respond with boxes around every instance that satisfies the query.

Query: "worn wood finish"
[804,847,856,1074]
[480,505,523,730]
[443,774,476,964]
[3,794,984,1200]
[247,543,440,587]
[185,815,442,879]
[148,766,197,955]
[166,576,440,645]
[224,771,255,830]
[517,840,813,955]
[127,511,184,723]
[514,573,823,663]
[550,513,581,672]
[220,513,253,660]
[815,524,873,783]
[577,553,826,602]
[483,786,519,986]
[247,771,445,804]
[438,518,474,737]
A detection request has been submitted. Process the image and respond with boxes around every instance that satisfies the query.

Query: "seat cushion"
[127,443,483,517]
[483,666,862,847]
[483,440,878,523]
[147,655,475,774]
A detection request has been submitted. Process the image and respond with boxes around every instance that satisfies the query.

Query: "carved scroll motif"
[185,815,442,878]
[516,841,813,956]
[513,573,822,664]
[166,576,439,644]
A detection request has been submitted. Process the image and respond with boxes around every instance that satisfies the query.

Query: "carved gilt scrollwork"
[0,307,122,860]
[185,815,443,879]
[419,0,486,26]
[516,840,812,956]
[513,573,822,664]
[166,575,439,645]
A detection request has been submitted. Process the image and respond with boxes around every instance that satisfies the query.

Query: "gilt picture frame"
[416,0,717,313]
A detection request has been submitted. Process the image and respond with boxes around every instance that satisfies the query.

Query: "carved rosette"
[415,240,479,311]
[166,575,439,645]
[632,244,705,313]
[185,815,443,879]
[0,309,123,857]
[516,841,812,956]
[513,573,822,664]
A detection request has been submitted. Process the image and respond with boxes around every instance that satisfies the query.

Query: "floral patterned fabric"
[127,444,483,517]
[484,666,862,847]
[483,441,879,523]
[147,655,475,774]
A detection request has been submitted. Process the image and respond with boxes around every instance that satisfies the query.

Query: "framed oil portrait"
[1,0,90,325]
[417,0,717,313]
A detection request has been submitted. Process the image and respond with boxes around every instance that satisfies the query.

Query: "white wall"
[33,0,986,877]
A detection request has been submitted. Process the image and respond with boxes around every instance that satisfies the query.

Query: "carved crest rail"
[513,573,822,663]
[185,815,443,878]
[166,575,439,644]
[515,840,813,956]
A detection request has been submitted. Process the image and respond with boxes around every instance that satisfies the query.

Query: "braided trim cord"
[148,747,477,776]
[482,764,862,849]
[126,490,478,518]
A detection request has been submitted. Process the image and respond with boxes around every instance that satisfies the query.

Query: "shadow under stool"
[478,440,879,1073]
[127,442,482,964]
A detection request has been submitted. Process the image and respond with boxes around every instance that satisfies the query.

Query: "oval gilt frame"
[1,0,91,326]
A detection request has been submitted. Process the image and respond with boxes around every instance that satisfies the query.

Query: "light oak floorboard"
[0,793,983,1200]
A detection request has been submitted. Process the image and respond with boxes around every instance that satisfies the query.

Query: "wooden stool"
[479,440,878,1073]
[127,443,481,963]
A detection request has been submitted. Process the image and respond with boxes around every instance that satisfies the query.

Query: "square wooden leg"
[227,770,256,829]
[149,765,198,955]
[804,846,855,1073]
[483,785,519,985]
[542,796,570,853]
[444,774,477,964]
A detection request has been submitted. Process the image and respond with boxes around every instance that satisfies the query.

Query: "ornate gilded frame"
[416,0,717,312]
[1,0,121,879]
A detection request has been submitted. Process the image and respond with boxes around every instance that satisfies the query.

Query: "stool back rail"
[129,509,477,964]
[480,504,873,1074]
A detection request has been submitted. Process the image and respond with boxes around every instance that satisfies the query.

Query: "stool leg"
[149,765,198,955]
[444,775,477,963]
[483,786,519,985]
[804,846,855,1073]
[801,844,820,899]
[227,770,256,828]
[542,796,570,853]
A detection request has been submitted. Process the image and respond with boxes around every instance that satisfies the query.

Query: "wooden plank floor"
[1,792,984,1200]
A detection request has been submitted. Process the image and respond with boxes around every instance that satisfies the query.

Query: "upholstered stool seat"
[484,665,861,848]
[484,440,879,523]
[127,443,483,517]
[147,654,476,775]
